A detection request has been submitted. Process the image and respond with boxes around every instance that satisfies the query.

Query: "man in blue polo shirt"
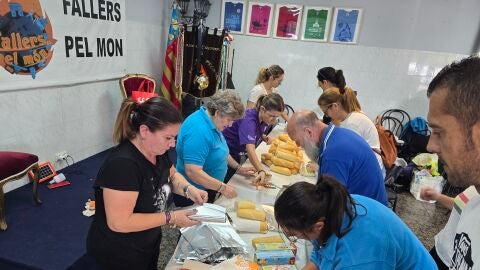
[287,110,387,205]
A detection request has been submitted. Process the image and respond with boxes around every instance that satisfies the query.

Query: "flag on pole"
[160,4,182,109]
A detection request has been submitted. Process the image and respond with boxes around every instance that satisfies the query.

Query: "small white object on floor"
[82,200,95,217]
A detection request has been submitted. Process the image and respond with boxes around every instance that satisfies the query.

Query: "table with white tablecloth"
[165,124,317,269]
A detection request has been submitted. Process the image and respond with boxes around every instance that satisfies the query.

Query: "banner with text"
[0,0,126,91]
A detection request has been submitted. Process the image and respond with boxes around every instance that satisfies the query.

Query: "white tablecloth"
[165,124,316,269]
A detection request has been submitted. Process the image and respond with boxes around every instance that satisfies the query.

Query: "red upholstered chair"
[119,74,157,99]
[0,151,42,230]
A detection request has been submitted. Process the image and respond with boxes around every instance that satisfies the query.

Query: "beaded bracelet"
[165,211,171,225]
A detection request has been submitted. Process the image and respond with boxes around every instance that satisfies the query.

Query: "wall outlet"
[55,151,68,161]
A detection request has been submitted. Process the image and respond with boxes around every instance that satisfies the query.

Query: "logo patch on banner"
[0,0,57,78]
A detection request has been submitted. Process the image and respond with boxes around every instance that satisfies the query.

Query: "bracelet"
[258,170,266,175]
[165,211,171,225]
[183,184,191,199]
[216,182,224,192]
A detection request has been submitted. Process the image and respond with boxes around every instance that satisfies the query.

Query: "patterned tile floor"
[156,191,451,269]
[396,191,450,251]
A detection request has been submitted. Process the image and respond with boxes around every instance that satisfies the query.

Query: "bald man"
[287,110,387,205]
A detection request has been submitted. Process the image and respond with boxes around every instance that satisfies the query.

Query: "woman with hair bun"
[316,67,351,124]
[274,174,436,270]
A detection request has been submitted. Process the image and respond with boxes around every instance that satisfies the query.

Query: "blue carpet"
[0,149,111,270]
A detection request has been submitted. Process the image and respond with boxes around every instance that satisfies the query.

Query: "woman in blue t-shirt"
[175,90,255,206]
[274,174,436,270]
[223,93,285,183]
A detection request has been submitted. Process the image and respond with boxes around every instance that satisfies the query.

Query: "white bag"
[410,169,445,203]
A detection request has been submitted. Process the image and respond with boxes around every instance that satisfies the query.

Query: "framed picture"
[301,6,332,42]
[330,7,363,44]
[273,4,303,40]
[221,0,246,34]
[246,2,274,37]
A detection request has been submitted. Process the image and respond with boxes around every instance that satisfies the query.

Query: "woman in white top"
[246,65,288,121]
[318,87,386,177]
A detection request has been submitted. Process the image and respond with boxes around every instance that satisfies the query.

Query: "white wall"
[202,0,476,119]
[0,0,170,192]
[206,0,480,55]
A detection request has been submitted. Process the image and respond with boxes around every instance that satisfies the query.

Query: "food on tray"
[262,133,304,175]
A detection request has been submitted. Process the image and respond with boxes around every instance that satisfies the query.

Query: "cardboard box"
[255,250,296,266]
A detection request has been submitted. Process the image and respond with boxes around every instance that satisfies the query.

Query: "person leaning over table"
[85,97,208,270]
[174,90,256,207]
[223,93,285,183]
[316,67,354,125]
[286,110,387,205]
[318,87,386,178]
[274,174,436,270]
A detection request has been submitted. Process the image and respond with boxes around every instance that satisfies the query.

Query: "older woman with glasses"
[223,93,285,183]
[274,174,436,270]
[174,90,256,206]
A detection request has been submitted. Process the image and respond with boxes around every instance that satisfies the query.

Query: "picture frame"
[221,0,247,34]
[300,6,332,42]
[330,7,363,44]
[246,2,274,37]
[272,4,303,40]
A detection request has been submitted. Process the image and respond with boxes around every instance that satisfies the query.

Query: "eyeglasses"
[320,103,334,114]
[262,108,281,119]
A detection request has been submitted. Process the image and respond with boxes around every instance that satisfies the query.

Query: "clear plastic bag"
[174,222,249,264]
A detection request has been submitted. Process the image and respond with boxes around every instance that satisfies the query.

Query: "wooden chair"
[0,152,41,230]
[119,74,157,99]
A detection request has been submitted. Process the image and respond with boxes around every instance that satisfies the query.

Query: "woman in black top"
[317,67,349,125]
[86,97,208,270]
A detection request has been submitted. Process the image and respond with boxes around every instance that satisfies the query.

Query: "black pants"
[430,246,449,270]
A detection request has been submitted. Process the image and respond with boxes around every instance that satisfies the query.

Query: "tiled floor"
[156,191,452,269]
[395,191,450,250]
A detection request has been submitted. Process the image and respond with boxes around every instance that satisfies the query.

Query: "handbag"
[131,79,157,103]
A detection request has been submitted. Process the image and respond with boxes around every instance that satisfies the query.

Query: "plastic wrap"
[174,221,249,264]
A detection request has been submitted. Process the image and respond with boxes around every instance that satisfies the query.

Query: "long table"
[165,124,317,269]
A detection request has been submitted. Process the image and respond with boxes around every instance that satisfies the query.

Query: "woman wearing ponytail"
[223,93,285,183]
[317,82,385,177]
[85,97,208,270]
[316,67,352,124]
[274,174,436,270]
[247,65,289,121]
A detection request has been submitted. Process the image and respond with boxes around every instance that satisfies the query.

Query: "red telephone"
[29,162,57,183]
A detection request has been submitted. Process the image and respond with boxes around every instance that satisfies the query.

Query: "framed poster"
[330,7,363,44]
[246,2,274,37]
[273,4,302,40]
[301,6,332,42]
[221,0,246,34]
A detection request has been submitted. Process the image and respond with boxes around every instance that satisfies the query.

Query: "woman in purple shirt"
[223,93,285,183]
